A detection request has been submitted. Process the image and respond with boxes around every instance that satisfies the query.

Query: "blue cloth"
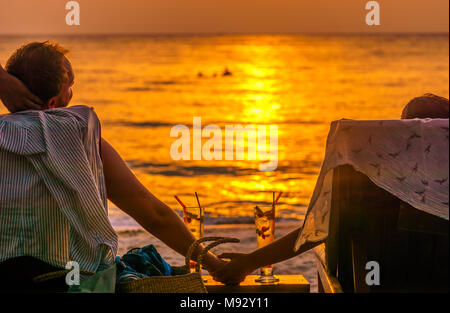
[115,245,172,283]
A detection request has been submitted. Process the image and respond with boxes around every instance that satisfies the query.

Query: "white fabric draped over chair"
[295,118,449,251]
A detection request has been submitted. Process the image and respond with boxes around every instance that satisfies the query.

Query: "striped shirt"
[0,105,118,272]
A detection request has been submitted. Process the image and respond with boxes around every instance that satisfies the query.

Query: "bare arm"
[247,228,319,268]
[101,138,225,272]
[213,228,321,284]
[0,63,43,112]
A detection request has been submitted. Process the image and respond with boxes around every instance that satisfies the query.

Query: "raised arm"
[0,63,43,112]
[100,138,225,273]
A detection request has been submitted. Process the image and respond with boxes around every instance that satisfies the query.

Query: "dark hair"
[401,93,449,119]
[5,41,69,104]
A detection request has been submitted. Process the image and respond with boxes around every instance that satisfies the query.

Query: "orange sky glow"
[0,0,448,34]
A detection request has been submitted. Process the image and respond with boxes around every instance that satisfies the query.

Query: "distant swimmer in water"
[197,71,204,78]
[222,67,232,76]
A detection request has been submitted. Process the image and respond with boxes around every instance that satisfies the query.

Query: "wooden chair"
[315,165,449,293]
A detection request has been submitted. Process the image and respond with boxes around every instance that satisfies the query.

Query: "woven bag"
[116,236,239,293]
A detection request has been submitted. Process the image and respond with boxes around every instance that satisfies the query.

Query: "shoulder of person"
[49,105,101,129]
[55,105,98,119]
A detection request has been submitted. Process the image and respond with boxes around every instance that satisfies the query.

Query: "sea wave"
[103,119,325,129]
[113,216,303,235]
[145,80,179,85]
[125,160,320,177]
[123,87,164,92]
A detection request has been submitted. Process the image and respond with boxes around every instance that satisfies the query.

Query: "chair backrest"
[326,165,449,292]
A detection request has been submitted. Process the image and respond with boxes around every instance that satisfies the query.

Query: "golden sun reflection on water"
[238,47,284,124]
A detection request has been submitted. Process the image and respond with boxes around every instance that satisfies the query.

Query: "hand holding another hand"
[202,252,228,274]
[210,252,255,286]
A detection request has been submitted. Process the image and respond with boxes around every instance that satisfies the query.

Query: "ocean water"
[1,34,448,229]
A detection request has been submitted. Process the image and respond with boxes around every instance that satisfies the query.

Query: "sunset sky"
[0,0,448,34]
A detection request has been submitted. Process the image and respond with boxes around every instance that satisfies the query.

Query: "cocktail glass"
[183,206,204,273]
[254,205,279,284]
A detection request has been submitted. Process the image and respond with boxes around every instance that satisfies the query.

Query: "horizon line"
[0,31,449,37]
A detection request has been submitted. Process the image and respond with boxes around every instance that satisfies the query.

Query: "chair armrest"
[314,244,343,293]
